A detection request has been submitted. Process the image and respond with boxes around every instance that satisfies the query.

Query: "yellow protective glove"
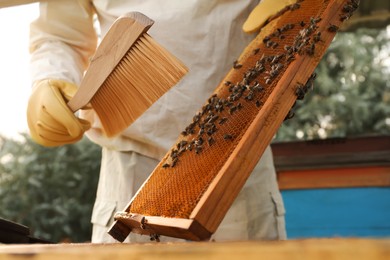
[243,0,296,33]
[27,79,91,147]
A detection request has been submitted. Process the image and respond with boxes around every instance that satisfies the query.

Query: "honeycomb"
[127,0,359,219]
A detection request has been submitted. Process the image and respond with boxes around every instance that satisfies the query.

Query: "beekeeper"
[27,0,289,243]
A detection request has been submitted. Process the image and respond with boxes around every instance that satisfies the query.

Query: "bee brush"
[67,12,188,137]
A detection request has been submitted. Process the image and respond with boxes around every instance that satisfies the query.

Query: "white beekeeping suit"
[29,0,286,243]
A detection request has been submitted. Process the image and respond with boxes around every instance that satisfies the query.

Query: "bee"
[215,103,224,112]
[259,54,267,64]
[274,62,284,71]
[252,82,264,92]
[201,104,212,114]
[195,137,204,145]
[237,102,243,110]
[271,54,283,64]
[271,28,282,37]
[313,32,321,43]
[223,134,233,140]
[186,143,193,151]
[149,234,160,242]
[170,149,178,158]
[286,54,295,62]
[350,0,359,9]
[140,217,147,229]
[208,137,215,146]
[284,110,295,121]
[177,140,188,149]
[216,118,226,126]
[268,68,280,79]
[229,105,237,114]
[327,24,339,32]
[224,80,232,87]
[162,163,170,168]
[244,68,259,83]
[208,94,218,105]
[264,55,273,63]
[207,126,217,136]
[253,48,260,55]
[233,60,242,69]
[263,35,271,43]
[266,40,274,48]
[245,91,254,101]
[310,17,322,24]
[225,101,234,108]
[255,59,264,67]
[208,114,219,124]
[305,73,317,91]
[255,100,262,107]
[305,26,316,36]
[299,21,306,27]
[308,72,317,81]
[340,14,350,22]
[291,43,299,53]
[177,146,186,156]
[265,78,272,85]
[187,128,195,135]
[229,93,239,102]
[306,43,316,56]
[299,28,308,38]
[295,83,306,100]
[284,23,295,30]
[342,4,355,13]
[171,157,178,167]
[195,145,203,154]
[256,64,266,74]
[192,114,201,124]
[208,120,217,129]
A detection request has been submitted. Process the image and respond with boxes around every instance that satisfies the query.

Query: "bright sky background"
[0,4,39,140]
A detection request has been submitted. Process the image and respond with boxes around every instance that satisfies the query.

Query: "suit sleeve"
[29,0,98,85]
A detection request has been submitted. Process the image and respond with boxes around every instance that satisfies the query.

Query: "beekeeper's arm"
[27,0,97,147]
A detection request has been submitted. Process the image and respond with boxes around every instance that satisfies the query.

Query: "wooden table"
[0,238,389,259]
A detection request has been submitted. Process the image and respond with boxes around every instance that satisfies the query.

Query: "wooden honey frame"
[108,0,359,242]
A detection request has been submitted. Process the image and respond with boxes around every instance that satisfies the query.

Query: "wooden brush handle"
[67,12,154,112]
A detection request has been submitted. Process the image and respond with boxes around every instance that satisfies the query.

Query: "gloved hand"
[243,0,296,33]
[27,79,91,147]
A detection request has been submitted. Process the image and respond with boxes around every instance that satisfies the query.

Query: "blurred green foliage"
[0,134,100,243]
[276,26,390,141]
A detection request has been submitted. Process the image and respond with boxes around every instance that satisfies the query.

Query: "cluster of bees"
[286,0,360,120]
[162,0,359,169]
[340,0,360,21]
[285,72,317,121]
